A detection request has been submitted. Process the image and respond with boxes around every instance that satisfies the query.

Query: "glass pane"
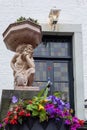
[51,42,69,57]
[54,62,69,81]
[34,62,47,81]
[54,82,69,101]
[34,43,49,56]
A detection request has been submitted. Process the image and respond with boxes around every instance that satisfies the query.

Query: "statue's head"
[16,44,33,54]
[24,44,33,54]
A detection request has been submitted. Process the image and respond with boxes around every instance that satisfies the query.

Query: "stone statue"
[10,44,35,86]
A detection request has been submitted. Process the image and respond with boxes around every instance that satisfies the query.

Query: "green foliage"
[37,88,45,97]
[0,83,84,130]
[53,91,63,98]
[27,104,38,111]
[16,16,26,22]
[44,87,49,98]
[37,82,50,98]
[26,87,49,122]
[18,117,23,124]
[16,16,39,24]
[28,17,39,24]
[39,110,47,122]
[32,110,39,116]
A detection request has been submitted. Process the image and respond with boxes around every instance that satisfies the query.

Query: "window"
[33,35,74,109]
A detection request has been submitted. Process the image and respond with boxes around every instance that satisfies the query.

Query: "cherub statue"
[10,44,35,86]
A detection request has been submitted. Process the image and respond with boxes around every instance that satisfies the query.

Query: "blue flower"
[12,96,18,103]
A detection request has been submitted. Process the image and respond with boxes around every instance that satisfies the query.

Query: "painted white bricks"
[0,0,87,116]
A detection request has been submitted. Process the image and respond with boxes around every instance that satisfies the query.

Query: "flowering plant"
[0,83,84,130]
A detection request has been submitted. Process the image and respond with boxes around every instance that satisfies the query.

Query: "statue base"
[14,86,43,91]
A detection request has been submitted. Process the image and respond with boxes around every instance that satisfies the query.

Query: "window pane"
[54,82,69,101]
[34,62,47,81]
[34,43,49,56]
[54,62,69,81]
[51,42,69,57]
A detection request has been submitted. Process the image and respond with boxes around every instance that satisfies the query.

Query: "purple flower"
[46,95,53,101]
[58,99,65,106]
[55,108,64,117]
[45,103,56,118]
[56,118,60,121]
[46,95,60,105]
[65,102,70,109]
[58,104,64,110]
[12,96,18,103]
[65,119,71,125]
[72,117,79,123]
[71,123,80,130]
[0,123,2,128]
[63,110,70,117]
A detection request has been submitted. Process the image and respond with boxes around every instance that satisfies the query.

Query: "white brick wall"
[0,0,87,108]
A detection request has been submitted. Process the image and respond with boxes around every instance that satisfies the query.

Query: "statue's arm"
[10,54,19,71]
[26,55,35,68]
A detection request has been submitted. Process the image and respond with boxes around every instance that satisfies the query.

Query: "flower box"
[5,118,69,130]
[0,85,84,130]
[3,20,42,52]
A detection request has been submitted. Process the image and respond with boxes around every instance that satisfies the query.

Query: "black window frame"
[34,35,74,110]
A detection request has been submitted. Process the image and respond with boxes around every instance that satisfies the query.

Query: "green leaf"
[26,104,33,111]
[18,118,23,124]
[37,88,45,97]
[32,104,38,110]
[68,116,72,120]
[53,91,62,98]
[36,82,50,98]
[39,110,47,122]
[26,104,38,111]
[16,16,26,22]
[44,88,49,98]
[32,110,39,116]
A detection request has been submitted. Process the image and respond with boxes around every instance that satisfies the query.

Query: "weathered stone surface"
[14,86,43,90]
[10,44,35,87]
[3,20,42,52]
